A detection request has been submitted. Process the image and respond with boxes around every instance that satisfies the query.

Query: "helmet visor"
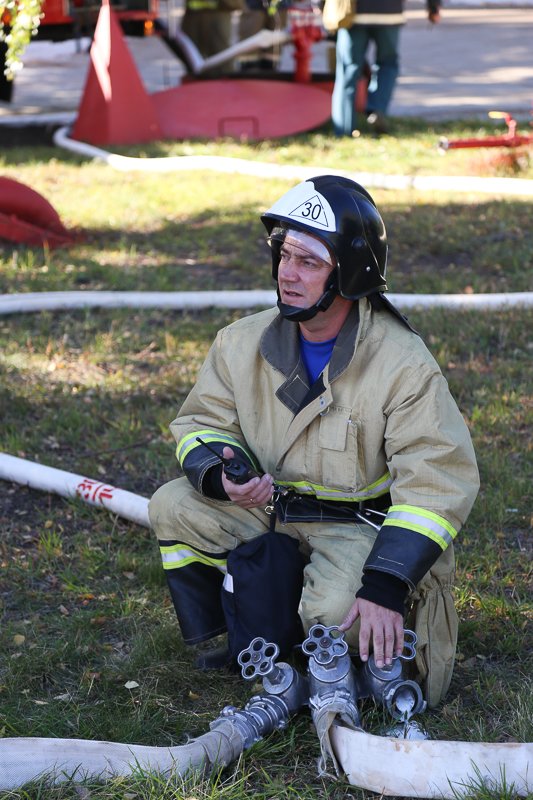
[267,226,334,272]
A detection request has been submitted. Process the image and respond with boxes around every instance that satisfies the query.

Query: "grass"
[0,120,532,799]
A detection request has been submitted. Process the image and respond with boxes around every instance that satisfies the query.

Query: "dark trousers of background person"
[332,24,400,136]
[238,7,288,70]
[181,10,233,57]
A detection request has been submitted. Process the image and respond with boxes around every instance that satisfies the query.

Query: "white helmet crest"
[266,181,336,232]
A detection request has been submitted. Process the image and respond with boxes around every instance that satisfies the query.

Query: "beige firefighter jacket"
[172,298,479,591]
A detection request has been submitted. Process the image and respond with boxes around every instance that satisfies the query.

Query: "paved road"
[0,5,532,124]
[393,7,533,118]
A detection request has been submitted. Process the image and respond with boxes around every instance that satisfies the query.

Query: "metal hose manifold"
[212,637,310,750]
[1,628,530,797]
[354,629,427,739]
[302,624,362,776]
[301,625,430,775]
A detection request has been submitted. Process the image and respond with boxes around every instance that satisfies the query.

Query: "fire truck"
[0,0,159,100]
[37,0,159,40]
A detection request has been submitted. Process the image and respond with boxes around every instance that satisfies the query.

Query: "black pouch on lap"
[275,493,357,523]
[221,530,305,660]
[274,492,391,524]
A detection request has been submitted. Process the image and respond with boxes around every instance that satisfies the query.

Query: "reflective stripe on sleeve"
[159,543,227,572]
[382,504,457,550]
[176,429,258,467]
[187,0,219,9]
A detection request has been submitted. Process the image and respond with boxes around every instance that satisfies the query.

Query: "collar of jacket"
[259,301,362,414]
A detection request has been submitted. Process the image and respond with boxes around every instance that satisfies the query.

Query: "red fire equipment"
[439,111,533,152]
[288,4,324,84]
[0,177,78,248]
[71,2,332,144]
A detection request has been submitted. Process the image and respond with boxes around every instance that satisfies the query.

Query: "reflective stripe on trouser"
[158,540,228,643]
[149,477,457,703]
[163,555,228,644]
[149,476,270,644]
[148,476,378,649]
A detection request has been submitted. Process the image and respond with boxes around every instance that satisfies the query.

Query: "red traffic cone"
[71,0,162,146]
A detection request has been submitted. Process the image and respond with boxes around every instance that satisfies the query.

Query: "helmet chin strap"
[277,280,338,323]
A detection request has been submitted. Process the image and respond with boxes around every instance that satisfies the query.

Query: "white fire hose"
[0,452,150,527]
[0,725,242,791]
[0,662,305,790]
[1,450,532,797]
[331,726,532,798]
[1,290,533,315]
[53,127,533,197]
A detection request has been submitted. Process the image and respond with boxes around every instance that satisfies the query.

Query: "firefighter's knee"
[300,576,361,651]
[148,477,191,540]
[300,605,361,652]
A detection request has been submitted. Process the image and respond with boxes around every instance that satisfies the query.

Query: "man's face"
[277,229,334,309]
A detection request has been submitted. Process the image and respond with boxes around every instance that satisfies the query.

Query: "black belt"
[271,489,390,529]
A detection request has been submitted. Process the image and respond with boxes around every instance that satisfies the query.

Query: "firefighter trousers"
[148,476,458,707]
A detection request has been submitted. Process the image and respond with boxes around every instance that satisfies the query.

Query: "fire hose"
[0,624,531,797]
[1,290,533,315]
[52,126,533,196]
[0,637,306,791]
[0,453,532,796]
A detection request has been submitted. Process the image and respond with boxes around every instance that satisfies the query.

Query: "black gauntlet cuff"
[356,570,409,616]
[202,464,230,501]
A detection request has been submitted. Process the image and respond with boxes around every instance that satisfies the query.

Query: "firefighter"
[238,0,288,72]
[149,175,479,708]
[331,0,442,136]
[181,0,242,73]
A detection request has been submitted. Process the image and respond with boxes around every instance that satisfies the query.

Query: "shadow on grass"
[0,199,531,295]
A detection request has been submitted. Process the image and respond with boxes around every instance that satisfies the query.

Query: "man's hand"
[338,597,404,668]
[221,447,274,508]
[428,9,440,23]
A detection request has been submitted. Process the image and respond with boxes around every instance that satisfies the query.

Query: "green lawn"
[0,124,531,799]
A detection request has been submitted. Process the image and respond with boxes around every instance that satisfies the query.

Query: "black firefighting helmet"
[261,175,388,304]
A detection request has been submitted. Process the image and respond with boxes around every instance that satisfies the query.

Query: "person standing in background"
[181,0,243,73]
[238,0,288,72]
[332,0,441,136]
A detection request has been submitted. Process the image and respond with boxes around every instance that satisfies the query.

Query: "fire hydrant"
[288,3,323,83]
